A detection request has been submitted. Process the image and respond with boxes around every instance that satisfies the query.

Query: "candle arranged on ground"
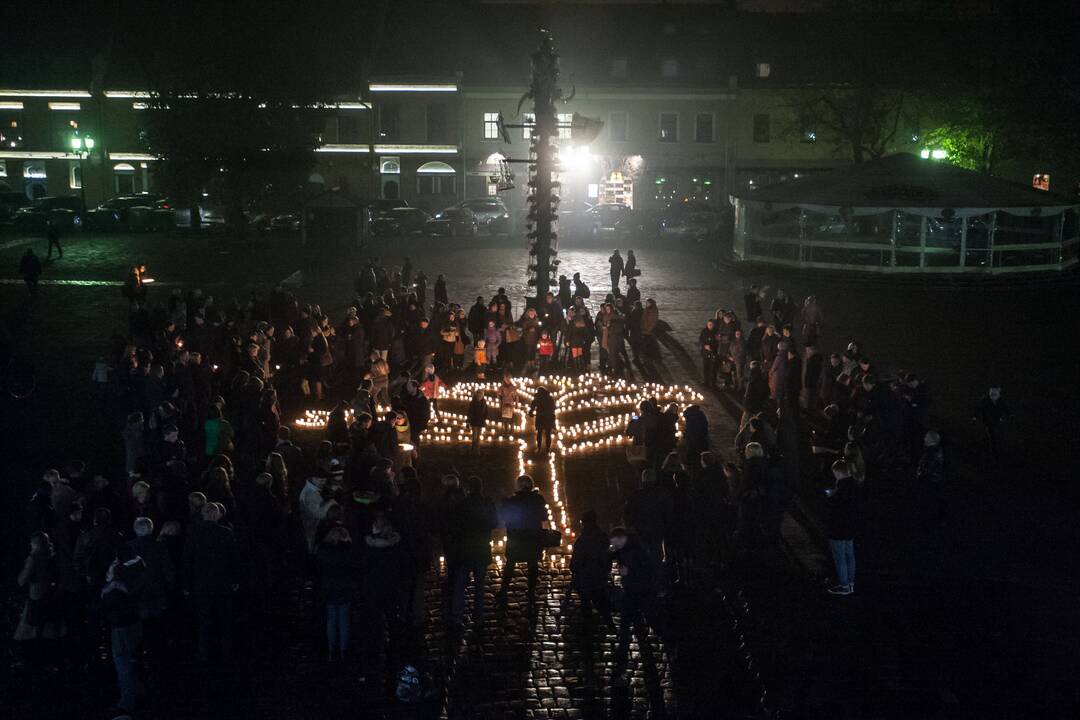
[291,373,704,554]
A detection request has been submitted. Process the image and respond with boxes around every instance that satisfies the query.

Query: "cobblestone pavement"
[2,230,1079,717]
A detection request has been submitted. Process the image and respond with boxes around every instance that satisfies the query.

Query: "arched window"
[417,162,456,195]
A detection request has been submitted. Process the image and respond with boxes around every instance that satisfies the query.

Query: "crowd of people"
[11,250,707,716]
[11,245,1012,715]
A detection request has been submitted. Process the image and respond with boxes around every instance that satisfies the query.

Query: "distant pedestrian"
[973,386,1010,462]
[608,249,624,291]
[19,248,43,296]
[467,390,488,453]
[826,460,857,595]
[46,220,63,259]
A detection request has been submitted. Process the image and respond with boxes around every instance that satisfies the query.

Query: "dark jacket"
[501,489,547,560]
[826,477,858,540]
[624,484,674,544]
[613,534,659,601]
[570,524,611,593]
[316,540,361,602]
[128,536,175,617]
[452,493,498,564]
[182,520,240,597]
[529,393,556,430]
[467,398,488,427]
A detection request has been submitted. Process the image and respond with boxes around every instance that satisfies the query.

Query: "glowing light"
[47,102,81,111]
[104,90,151,98]
[109,153,156,162]
[0,89,90,98]
[369,83,457,93]
[0,101,24,110]
[931,149,947,160]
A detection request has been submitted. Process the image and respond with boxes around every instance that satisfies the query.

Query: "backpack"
[395,664,436,704]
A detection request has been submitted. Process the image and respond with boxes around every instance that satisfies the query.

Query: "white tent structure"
[730,154,1079,273]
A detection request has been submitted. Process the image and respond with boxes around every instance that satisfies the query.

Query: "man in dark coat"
[568,510,612,624]
[19,247,43,296]
[681,404,709,472]
[448,476,498,628]
[497,475,549,599]
[608,250,624,292]
[610,528,664,670]
[182,503,240,660]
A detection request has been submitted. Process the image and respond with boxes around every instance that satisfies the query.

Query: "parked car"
[368,198,409,220]
[269,213,300,233]
[0,191,29,226]
[85,194,167,232]
[658,207,722,243]
[128,198,177,232]
[426,207,478,237]
[14,196,85,234]
[583,203,640,239]
[372,207,431,237]
[453,197,510,234]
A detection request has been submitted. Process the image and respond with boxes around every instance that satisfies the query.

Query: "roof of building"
[733,153,1078,211]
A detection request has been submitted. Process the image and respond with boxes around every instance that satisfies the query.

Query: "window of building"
[0,111,23,149]
[483,112,500,140]
[659,112,678,143]
[753,113,770,143]
[694,113,714,143]
[114,163,136,194]
[69,162,82,189]
[379,103,400,141]
[557,112,573,140]
[661,58,679,78]
[0,160,6,178]
[610,58,628,79]
[523,112,535,140]
[609,111,628,142]
[418,175,456,195]
[755,62,771,78]
[338,115,361,143]
[426,103,447,143]
[24,161,46,180]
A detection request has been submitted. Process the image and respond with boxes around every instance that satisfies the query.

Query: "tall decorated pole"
[525,31,563,306]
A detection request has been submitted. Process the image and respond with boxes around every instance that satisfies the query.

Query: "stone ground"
[2,229,1079,718]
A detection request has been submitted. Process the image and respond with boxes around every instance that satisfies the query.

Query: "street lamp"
[71,134,94,210]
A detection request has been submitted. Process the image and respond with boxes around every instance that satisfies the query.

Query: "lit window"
[756,62,771,78]
[694,113,714,143]
[587,183,600,199]
[523,112,535,140]
[1032,174,1050,191]
[610,111,628,142]
[558,112,573,140]
[753,114,770,143]
[69,162,82,189]
[659,113,678,143]
[483,112,500,140]
[0,159,6,177]
[487,183,498,196]
[661,59,679,78]
[611,58,628,79]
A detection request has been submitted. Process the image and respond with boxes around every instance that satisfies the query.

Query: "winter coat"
[467,398,489,427]
[316,540,361,602]
[570,524,611,593]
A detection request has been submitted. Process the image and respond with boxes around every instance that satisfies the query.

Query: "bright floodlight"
[560,146,593,174]
[71,137,82,150]
[84,137,95,149]
[919,149,931,159]
[931,149,947,160]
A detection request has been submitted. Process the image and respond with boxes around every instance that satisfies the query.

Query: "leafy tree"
[788,86,915,164]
